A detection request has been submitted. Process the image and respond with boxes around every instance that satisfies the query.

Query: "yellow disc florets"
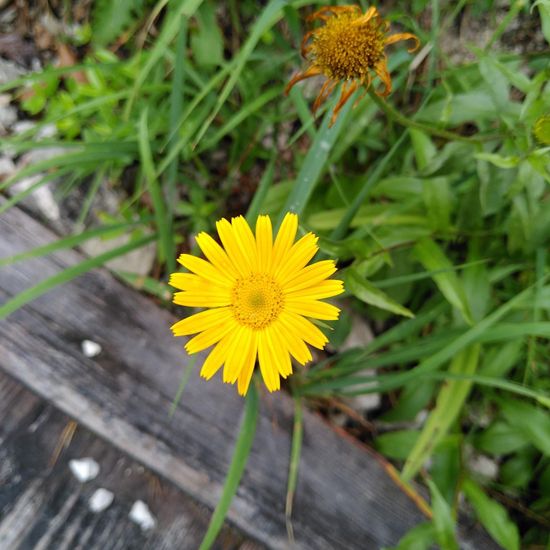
[231,273,284,330]
[312,12,385,80]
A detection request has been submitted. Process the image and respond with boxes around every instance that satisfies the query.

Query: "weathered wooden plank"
[0,373,255,550]
[0,204,496,549]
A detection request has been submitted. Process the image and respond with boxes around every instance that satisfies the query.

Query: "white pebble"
[129,500,157,531]
[69,458,100,482]
[81,340,102,358]
[89,488,114,513]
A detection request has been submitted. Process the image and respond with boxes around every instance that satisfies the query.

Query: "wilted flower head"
[169,213,344,396]
[286,5,419,125]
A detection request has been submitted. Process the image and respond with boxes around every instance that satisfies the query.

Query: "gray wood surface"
[0,204,496,549]
[0,373,258,550]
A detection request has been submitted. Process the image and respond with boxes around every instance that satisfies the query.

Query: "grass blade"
[402,344,481,480]
[285,396,303,545]
[198,381,259,550]
[0,234,156,319]
[138,108,175,271]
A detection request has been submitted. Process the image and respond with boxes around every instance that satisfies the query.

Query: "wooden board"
[0,204,496,549]
[0,373,259,550]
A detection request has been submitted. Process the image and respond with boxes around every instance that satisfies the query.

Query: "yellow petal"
[177,254,232,286]
[271,319,312,365]
[232,216,257,268]
[283,260,337,292]
[173,290,231,308]
[275,233,319,283]
[255,215,273,272]
[200,335,232,380]
[237,333,258,396]
[286,299,340,320]
[266,325,293,378]
[185,322,234,353]
[223,325,251,384]
[216,218,253,276]
[272,213,298,268]
[196,232,240,280]
[257,331,281,392]
[279,311,328,349]
[171,307,232,337]
[286,279,344,300]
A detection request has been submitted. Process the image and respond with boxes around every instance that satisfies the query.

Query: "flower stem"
[368,90,484,144]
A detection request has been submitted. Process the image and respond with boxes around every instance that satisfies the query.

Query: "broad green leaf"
[422,177,452,232]
[533,0,550,44]
[375,430,419,461]
[413,238,473,325]
[345,268,414,318]
[474,421,530,456]
[387,522,435,550]
[190,1,224,67]
[498,398,550,455]
[462,478,520,550]
[410,129,436,171]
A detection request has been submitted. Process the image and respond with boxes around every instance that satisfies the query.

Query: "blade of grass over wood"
[0,218,151,268]
[168,356,197,418]
[414,238,473,325]
[278,94,354,226]
[0,234,156,319]
[198,382,259,550]
[138,108,175,272]
[285,396,303,546]
[402,344,481,480]
[125,0,204,118]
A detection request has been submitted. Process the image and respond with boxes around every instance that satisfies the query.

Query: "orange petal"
[285,65,322,96]
[385,32,420,52]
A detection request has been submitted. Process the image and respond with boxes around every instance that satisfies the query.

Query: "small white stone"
[89,488,114,513]
[0,156,15,177]
[468,454,499,480]
[12,120,36,135]
[81,340,102,358]
[69,458,100,482]
[129,500,156,531]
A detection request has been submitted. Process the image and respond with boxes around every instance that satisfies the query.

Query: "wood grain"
[0,204,495,549]
[0,373,257,550]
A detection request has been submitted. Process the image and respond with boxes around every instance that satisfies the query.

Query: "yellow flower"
[286,5,419,125]
[169,213,344,395]
[534,114,550,145]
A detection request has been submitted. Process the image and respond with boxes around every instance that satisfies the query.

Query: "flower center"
[231,274,284,330]
[312,13,385,80]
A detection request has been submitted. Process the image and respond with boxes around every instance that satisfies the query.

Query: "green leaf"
[410,129,436,172]
[533,0,550,44]
[474,421,530,456]
[427,479,458,550]
[190,1,224,67]
[498,398,550,455]
[462,478,520,550]
[413,238,473,325]
[92,0,145,46]
[345,268,414,318]
[285,396,303,544]
[402,345,480,480]
[387,522,435,550]
[199,382,259,550]
[475,152,521,169]
[375,430,419,460]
